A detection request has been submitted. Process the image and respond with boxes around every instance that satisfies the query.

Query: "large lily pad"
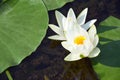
[92,16,120,80]
[43,0,74,10]
[0,0,48,73]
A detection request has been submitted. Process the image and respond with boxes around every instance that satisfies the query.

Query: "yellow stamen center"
[74,36,86,45]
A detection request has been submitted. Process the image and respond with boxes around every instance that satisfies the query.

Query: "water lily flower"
[61,23,100,61]
[48,8,97,40]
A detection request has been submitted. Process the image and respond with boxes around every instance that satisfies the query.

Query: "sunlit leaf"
[43,0,74,10]
[92,16,120,80]
[0,0,48,73]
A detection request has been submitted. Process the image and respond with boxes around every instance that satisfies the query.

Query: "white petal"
[88,25,97,43]
[64,53,82,61]
[48,35,66,40]
[63,18,74,31]
[81,19,97,30]
[63,8,76,31]
[77,8,88,25]
[49,24,60,34]
[61,41,73,51]
[88,47,100,58]
[63,23,78,41]
[62,16,68,31]
[93,35,99,47]
[55,10,66,28]
[67,8,76,22]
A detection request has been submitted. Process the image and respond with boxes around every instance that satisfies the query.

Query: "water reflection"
[33,39,99,80]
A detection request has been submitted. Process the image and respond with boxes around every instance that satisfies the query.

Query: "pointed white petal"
[77,8,88,25]
[88,47,100,58]
[88,25,97,43]
[61,41,73,51]
[62,16,68,31]
[64,53,82,61]
[49,24,60,34]
[55,10,66,28]
[82,19,97,30]
[93,35,99,47]
[63,8,76,31]
[48,35,66,40]
[67,8,76,22]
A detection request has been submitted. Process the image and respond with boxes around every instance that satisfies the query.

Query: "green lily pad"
[92,16,120,80]
[43,0,74,10]
[0,0,48,73]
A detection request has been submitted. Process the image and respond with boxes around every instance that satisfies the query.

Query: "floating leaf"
[92,16,120,80]
[43,0,74,10]
[0,0,48,73]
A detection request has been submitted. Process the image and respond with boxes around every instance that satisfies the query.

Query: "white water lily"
[61,23,100,61]
[48,8,97,40]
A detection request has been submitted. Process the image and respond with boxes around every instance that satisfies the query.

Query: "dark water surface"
[0,0,120,80]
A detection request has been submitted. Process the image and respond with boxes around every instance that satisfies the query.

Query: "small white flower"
[48,8,100,61]
[61,23,100,61]
[48,8,97,40]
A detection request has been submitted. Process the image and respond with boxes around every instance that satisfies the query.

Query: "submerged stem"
[5,70,13,80]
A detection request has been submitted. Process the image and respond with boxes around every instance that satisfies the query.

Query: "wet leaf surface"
[92,16,120,80]
[43,0,74,10]
[0,0,48,73]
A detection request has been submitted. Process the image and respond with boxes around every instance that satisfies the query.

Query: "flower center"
[74,36,86,45]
